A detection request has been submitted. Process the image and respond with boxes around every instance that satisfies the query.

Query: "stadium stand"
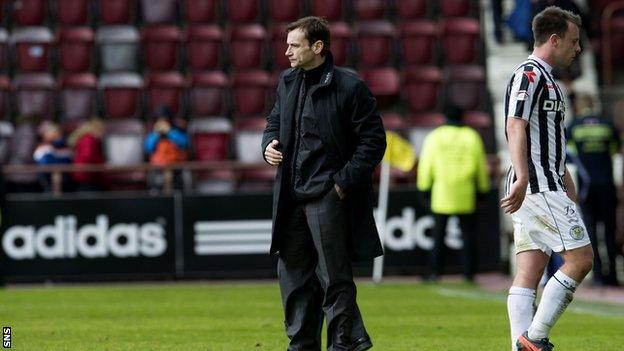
[58,72,98,121]
[57,27,95,72]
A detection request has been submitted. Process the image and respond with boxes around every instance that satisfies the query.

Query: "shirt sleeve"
[506,64,541,121]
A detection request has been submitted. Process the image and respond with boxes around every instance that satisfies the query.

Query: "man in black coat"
[262,16,386,351]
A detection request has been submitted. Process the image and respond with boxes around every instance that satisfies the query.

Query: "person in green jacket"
[417,105,490,281]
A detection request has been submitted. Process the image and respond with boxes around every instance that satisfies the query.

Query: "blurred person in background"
[68,117,107,192]
[33,121,73,192]
[417,104,490,282]
[567,93,621,287]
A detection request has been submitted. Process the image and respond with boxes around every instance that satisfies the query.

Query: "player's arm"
[501,117,529,214]
[563,167,577,203]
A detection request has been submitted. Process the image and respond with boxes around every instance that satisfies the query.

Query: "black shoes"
[350,336,373,351]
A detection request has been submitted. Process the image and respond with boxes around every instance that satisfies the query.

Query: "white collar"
[528,54,553,73]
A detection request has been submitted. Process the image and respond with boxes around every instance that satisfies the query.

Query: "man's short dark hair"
[286,16,331,56]
[532,6,582,46]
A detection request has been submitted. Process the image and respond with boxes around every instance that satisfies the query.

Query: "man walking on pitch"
[501,6,594,351]
[262,16,386,350]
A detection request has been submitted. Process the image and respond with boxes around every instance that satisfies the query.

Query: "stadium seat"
[360,68,399,109]
[407,112,445,155]
[13,73,55,119]
[356,21,396,67]
[0,0,5,25]
[57,27,94,72]
[98,0,135,25]
[229,24,267,69]
[184,0,218,24]
[140,0,177,24]
[99,72,143,119]
[381,112,407,132]
[462,110,494,152]
[395,0,428,20]
[12,0,47,26]
[188,71,229,117]
[606,18,624,62]
[441,18,481,64]
[329,21,352,67]
[96,26,140,72]
[233,117,266,163]
[11,27,53,72]
[445,65,485,111]
[56,0,90,25]
[58,73,97,122]
[238,165,276,191]
[142,26,181,71]
[226,0,260,23]
[188,117,232,161]
[441,0,472,17]
[0,29,8,72]
[185,25,223,70]
[269,0,301,22]
[145,71,185,118]
[0,120,13,163]
[231,70,271,116]
[310,0,343,21]
[0,75,10,120]
[399,20,437,65]
[403,66,442,113]
[354,0,387,20]
[6,120,38,186]
[104,118,146,189]
[270,23,289,69]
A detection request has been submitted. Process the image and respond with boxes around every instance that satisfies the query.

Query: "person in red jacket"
[68,118,107,191]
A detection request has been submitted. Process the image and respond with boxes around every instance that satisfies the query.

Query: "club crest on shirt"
[516,90,528,101]
[569,225,585,240]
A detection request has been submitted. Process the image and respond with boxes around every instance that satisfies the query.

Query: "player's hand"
[500,178,528,214]
[264,140,283,166]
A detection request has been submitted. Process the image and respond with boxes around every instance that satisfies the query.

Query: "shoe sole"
[352,341,373,351]
[516,336,540,351]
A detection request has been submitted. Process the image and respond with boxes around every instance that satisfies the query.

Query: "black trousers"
[278,189,368,351]
[580,185,619,285]
[429,213,477,280]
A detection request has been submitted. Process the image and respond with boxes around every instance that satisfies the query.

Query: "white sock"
[507,286,536,351]
[528,270,578,340]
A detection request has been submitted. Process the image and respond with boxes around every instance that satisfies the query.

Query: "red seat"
[361,68,399,109]
[104,119,145,189]
[354,0,387,20]
[185,0,218,24]
[269,0,301,22]
[356,21,396,67]
[441,18,481,64]
[0,0,5,24]
[462,110,493,152]
[310,0,343,21]
[189,117,232,161]
[329,22,352,67]
[12,0,47,26]
[142,26,181,71]
[57,0,90,25]
[445,65,485,111]
[99,73,143,119]
[0,75,10,120]
[58,27,94,72]
[188,71,229,117]
[232,70,271,116]
[271,23,290,69]
[140,0,177,24]
[403,66,442,113]
[381,112,407,132]
[607,18,624,62]
[185,25,223,70]
[98,0,135,24]
[0,29,8,71]
[226,0,259,23]
[399,20,437,65]
[13,73,55,119]
[396,0,428,20]
[11,27,53,72]
[229,24,267,69]
[441,0,472,17]
[145,72,185,118]
[58,73,97,121]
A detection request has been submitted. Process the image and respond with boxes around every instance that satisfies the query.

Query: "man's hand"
[264,140,283,166]
[501,178,528,214]
[334,183,346,200]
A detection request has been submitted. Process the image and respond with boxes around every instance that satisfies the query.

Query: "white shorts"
[511,190,591,255]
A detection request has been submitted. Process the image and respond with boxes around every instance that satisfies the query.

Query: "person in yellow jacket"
[417,105,490,281]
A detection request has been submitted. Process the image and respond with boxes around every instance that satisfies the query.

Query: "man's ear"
[312,40,324,55]
[549,33,559,47]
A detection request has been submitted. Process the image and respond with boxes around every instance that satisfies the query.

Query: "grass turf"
[1,281,623,350]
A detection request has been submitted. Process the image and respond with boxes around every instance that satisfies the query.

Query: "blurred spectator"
[33,121,73,192]
[567,93,621,286]
[68,118,107,192]
[492,0,504,43]
[417,105,490,282]
[6,115,40,193]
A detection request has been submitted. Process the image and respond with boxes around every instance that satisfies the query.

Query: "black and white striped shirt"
[504,55,566,195]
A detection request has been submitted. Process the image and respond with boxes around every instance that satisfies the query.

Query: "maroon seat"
[445,65,485,111]
[271,23,290,69]
[607,18,624,62]
[11,27,53,72]
[232,70,271,116]
[399,20,437,65]
[269,0,301,22]
[58,27,94,72]
[142,26,181,71]
[99,73,143,119]
[356,21,396,67]
[13,73,55,119]
[140,0,177,24]
[396,0,428,20]
[145,71,185,118]
[185,25,223,70]
[329,21,352,67]
[57,0,90,25]
[441,18,481,64]
[12,0,47,26]
[403,66,442,113]
[0,75,10,120]
[361,68,399,109]
[441,0,472,17]
[354,0,387,20]
[0,29,8,72]
[98,0,135,24]
[58,73,97,121]
[185,0,218,24]
[462,110,494,152]
[0,0,5,25]
[229,24,267,69]
[226,0,259,23]
[310,0,343,21]
[188,117,232,161]
[188,71,229,117]
[381,112,407,132]
[407,112,445,154]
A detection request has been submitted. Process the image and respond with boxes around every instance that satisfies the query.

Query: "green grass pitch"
[1,281,623,350]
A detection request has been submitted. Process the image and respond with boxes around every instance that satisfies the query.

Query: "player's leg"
[428,214,449,281]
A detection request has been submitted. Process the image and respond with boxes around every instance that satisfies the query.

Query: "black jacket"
[261,53,387,261]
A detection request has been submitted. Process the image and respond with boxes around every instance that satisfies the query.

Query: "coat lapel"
[280,70,301,152]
